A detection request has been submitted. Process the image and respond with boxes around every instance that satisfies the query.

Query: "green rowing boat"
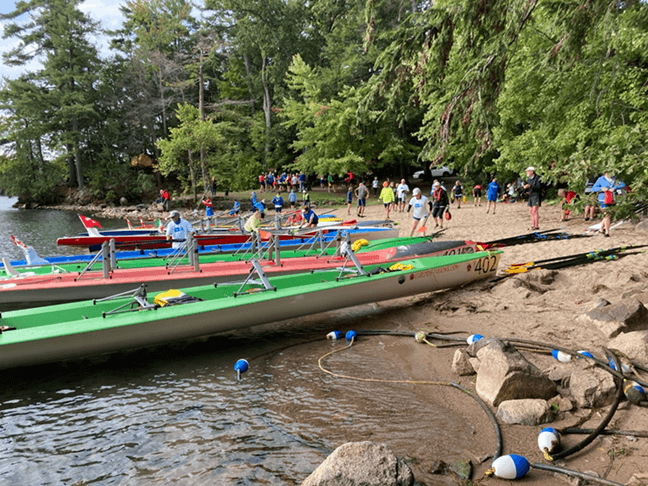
[0,250,501,370]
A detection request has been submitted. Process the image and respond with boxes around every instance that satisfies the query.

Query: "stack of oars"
[480,228,594,249]
[491,245,647,282]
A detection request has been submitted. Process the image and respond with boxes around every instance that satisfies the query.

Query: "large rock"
[608,331,648,367]
[569,364,618,408]
[475,340,556,407]
[452,349,476,376]
[577,299,647,338]
[302,442,414,486]
[496,399,553,425]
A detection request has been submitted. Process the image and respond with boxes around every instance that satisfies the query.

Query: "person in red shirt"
[472,184,482,207]
[157,189,170,212]
[558,189,578,221]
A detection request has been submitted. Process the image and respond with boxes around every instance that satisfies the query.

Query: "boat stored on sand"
[0,250,501,370]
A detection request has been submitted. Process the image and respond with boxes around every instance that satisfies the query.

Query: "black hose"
[531,463,626,486]
[548,350,624,461]
[450,382,503,462]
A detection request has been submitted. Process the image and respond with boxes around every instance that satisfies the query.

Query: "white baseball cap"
[525,166,535,172]
[413,188,421,195]
[168,210,180,219]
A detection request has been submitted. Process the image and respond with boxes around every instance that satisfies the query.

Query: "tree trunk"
[198,51,208,190]
[261,56,272,166]
[244,53,255,116]
[73,117,84,190]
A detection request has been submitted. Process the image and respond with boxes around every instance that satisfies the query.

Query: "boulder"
[301,442,414,486]
[452,349,475,376]
[569,363,618,408]
[607,331,648,367]
[577,298,647,338]
[119,197,129,206]
[475,340,556,407]
[636,220,648,233]
[496,399,553,425]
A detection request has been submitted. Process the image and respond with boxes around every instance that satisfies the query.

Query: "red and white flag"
[78,214,102,229]
[11,235,27,248]
[126,219,133,230]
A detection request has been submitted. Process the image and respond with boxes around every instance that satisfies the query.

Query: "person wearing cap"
[355,182,369,217]
[486,177,500,214]
[165,211,195,249]
[378,181,396,219]
[522,166,542,230]
[201,196,214,222]
[431,181,450,228]
[407,187,432,236]
[299,205,319,228]
[591,170,626,237]
[302,189,310,205]
[228,200,241,216]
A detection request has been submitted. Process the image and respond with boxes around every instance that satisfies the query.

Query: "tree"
[1,0,102,190]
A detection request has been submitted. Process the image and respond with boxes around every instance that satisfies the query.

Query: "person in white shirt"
[396,179,410,212]
[165,211,195,249]
[406,188,432,236]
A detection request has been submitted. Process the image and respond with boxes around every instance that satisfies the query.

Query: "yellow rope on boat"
[351,239,369,252]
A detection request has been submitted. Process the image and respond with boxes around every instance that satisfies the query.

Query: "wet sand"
[307,193,648,485]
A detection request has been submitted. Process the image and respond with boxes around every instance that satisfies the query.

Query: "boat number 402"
[473,255,497,274]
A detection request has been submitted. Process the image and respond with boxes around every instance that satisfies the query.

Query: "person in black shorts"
[523,166,542,230]
[472,184,482,206]
[452,181,463,208]
[430,181,450,228]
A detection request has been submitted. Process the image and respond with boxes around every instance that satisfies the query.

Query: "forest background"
[1,0,647,215]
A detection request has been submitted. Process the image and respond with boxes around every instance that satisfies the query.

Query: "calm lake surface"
[0,197,477,485]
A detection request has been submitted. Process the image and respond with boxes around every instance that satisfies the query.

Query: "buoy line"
[530,463,626,486]
[317,335,504,468]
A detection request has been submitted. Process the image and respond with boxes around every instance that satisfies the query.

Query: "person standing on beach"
[288,188,297,209]
[592,170,626,237]
[396,179,410,213]
[407,188,432,236]
[378,181,395,219]
[452,181,463,209]
[472,183,482,207]
[431,181,449,228]
[355,182,368,217]
[522,166,542,230]
[272,191,284,214]
[327,174,335,193]
[372,177,379,196]
[346,186,353,215]
[486,178,499,214]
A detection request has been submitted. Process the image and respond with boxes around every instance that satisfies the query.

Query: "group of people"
[258,171,308,193]
[345,179,413,219]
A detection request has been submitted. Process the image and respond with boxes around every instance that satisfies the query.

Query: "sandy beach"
[313,192,648,485]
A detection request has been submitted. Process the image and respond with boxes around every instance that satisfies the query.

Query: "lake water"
[0,197,477,485]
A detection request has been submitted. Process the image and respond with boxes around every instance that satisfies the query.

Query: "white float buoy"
[487,455,530,480]
[537,427,560,456]
[345,330,357,341]
[415,331,426,343]
[467,334,484,345]
[327,331,343,340]
[234,359,249,381]
[551,349,573,362]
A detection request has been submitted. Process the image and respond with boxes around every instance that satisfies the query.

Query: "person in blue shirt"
[591,170,626,237]
[288,189,297,209]
[486,178,500,215]
[299,172,306,192]
[229,200,241,216]
[299,205,319,228]
[251,191,258,212]
[272,192,284,213]
[346,186,353,215]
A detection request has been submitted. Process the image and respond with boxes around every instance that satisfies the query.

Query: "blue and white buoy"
[537,427,560,457]
[467,334,484,345]
[234,359,249,381]
[551,350,573,363]
[345,330,357,342]
[608,357,632,374]
[487,455,530,479]
[577,350,594,359]
[327,331,343,340]
[623,380,646,404]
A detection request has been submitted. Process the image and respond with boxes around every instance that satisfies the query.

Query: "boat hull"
[0,251,500,370]
[1,239,481,309]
